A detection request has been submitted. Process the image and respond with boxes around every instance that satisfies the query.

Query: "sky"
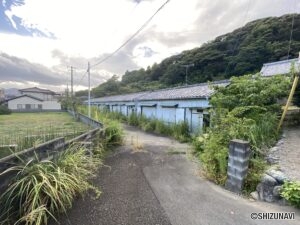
[0,0,300,92]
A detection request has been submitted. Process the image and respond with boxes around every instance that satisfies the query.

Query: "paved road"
[54,125,300,225]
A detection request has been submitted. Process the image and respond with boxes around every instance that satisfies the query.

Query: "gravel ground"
[278,125,300,181]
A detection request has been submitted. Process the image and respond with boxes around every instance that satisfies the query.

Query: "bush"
[194,74,291,191]
[281,181,300,208]
[103,120,123,147]
[0,144,101,225]
[0,105,11,115]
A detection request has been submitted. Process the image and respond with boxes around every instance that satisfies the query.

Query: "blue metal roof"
[260,58,300,77]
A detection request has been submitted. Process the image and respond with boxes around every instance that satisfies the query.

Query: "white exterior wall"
[8,96,61,110]
[42,101,61,110]
[8,96,42,110]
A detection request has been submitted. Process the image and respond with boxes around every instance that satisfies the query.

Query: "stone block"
[273,185,283,198]
[266,169,288,184]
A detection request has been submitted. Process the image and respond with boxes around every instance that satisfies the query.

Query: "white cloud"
[1,0,300,91]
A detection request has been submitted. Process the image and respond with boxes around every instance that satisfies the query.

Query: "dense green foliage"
[193,74,291,191]
[281,181,300,208]
[0,105,11,115]
[77,14,300,98]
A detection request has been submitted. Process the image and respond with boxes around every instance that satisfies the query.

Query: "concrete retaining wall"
[68,110,103,128]
[0,128,101,192]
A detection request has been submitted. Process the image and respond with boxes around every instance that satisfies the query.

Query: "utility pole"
[70,66,74,97]
[87,62,91,118]
[180,63,194,85]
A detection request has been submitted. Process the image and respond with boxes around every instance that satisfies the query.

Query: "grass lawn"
[0,112,90,158]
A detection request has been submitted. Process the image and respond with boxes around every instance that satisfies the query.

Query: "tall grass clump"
[102,120,124,148]
[0,144,102,225]
[77,105,124,149]
[193,74,291,191]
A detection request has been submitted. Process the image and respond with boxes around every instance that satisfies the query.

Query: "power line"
[91,0,171,69]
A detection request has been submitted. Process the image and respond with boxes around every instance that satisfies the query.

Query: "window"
[38,104,42,109]
[25,104,31,109]
[17,104,23,109]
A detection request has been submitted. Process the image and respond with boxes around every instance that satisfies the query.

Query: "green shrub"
[281,181,300,208]
[103,120,123,147]
[0,144,101,225]
[0,105,11,115]
[243,157,267,193]
[195,74,291,191]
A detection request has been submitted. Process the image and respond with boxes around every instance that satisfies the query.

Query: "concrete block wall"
[225,139,251,194]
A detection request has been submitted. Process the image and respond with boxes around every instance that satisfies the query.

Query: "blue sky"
[0,0,53,37]
[0,0,300,91]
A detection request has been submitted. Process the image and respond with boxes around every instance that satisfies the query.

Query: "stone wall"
[251,168,289,204]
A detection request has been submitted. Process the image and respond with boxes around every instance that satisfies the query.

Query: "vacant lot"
[0,112,90,158]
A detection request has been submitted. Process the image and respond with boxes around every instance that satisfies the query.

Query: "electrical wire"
[90,0,171,69]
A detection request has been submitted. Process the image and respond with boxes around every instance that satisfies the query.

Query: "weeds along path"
[53,125,300,225]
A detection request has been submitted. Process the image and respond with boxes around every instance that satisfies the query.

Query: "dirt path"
[53,125,300,225]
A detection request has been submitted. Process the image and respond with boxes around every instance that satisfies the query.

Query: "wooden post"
[277,73,299,131]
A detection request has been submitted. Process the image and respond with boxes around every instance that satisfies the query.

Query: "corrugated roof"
[89,80,229,103]
[90,91,150,103]
[260,58,300,77]
[138,80,229,101]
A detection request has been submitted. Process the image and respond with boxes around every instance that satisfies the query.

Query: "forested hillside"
[77,14,300,98]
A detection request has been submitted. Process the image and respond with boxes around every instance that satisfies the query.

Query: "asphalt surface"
[53,125,300,225]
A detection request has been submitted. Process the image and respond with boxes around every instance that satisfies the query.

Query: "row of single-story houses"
[88,80,229,133]
[87,56,299,133]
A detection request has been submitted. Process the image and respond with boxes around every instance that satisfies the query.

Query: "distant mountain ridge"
[76,14,300,98]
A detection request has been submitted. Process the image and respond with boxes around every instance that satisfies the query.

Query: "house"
[260,57,300,77]
[88,80,229,133]
[7,87,61,111]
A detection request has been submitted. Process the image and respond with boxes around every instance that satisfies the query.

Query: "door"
[190,109,203,133]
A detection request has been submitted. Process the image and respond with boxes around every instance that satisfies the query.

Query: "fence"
[0,111,103,192]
